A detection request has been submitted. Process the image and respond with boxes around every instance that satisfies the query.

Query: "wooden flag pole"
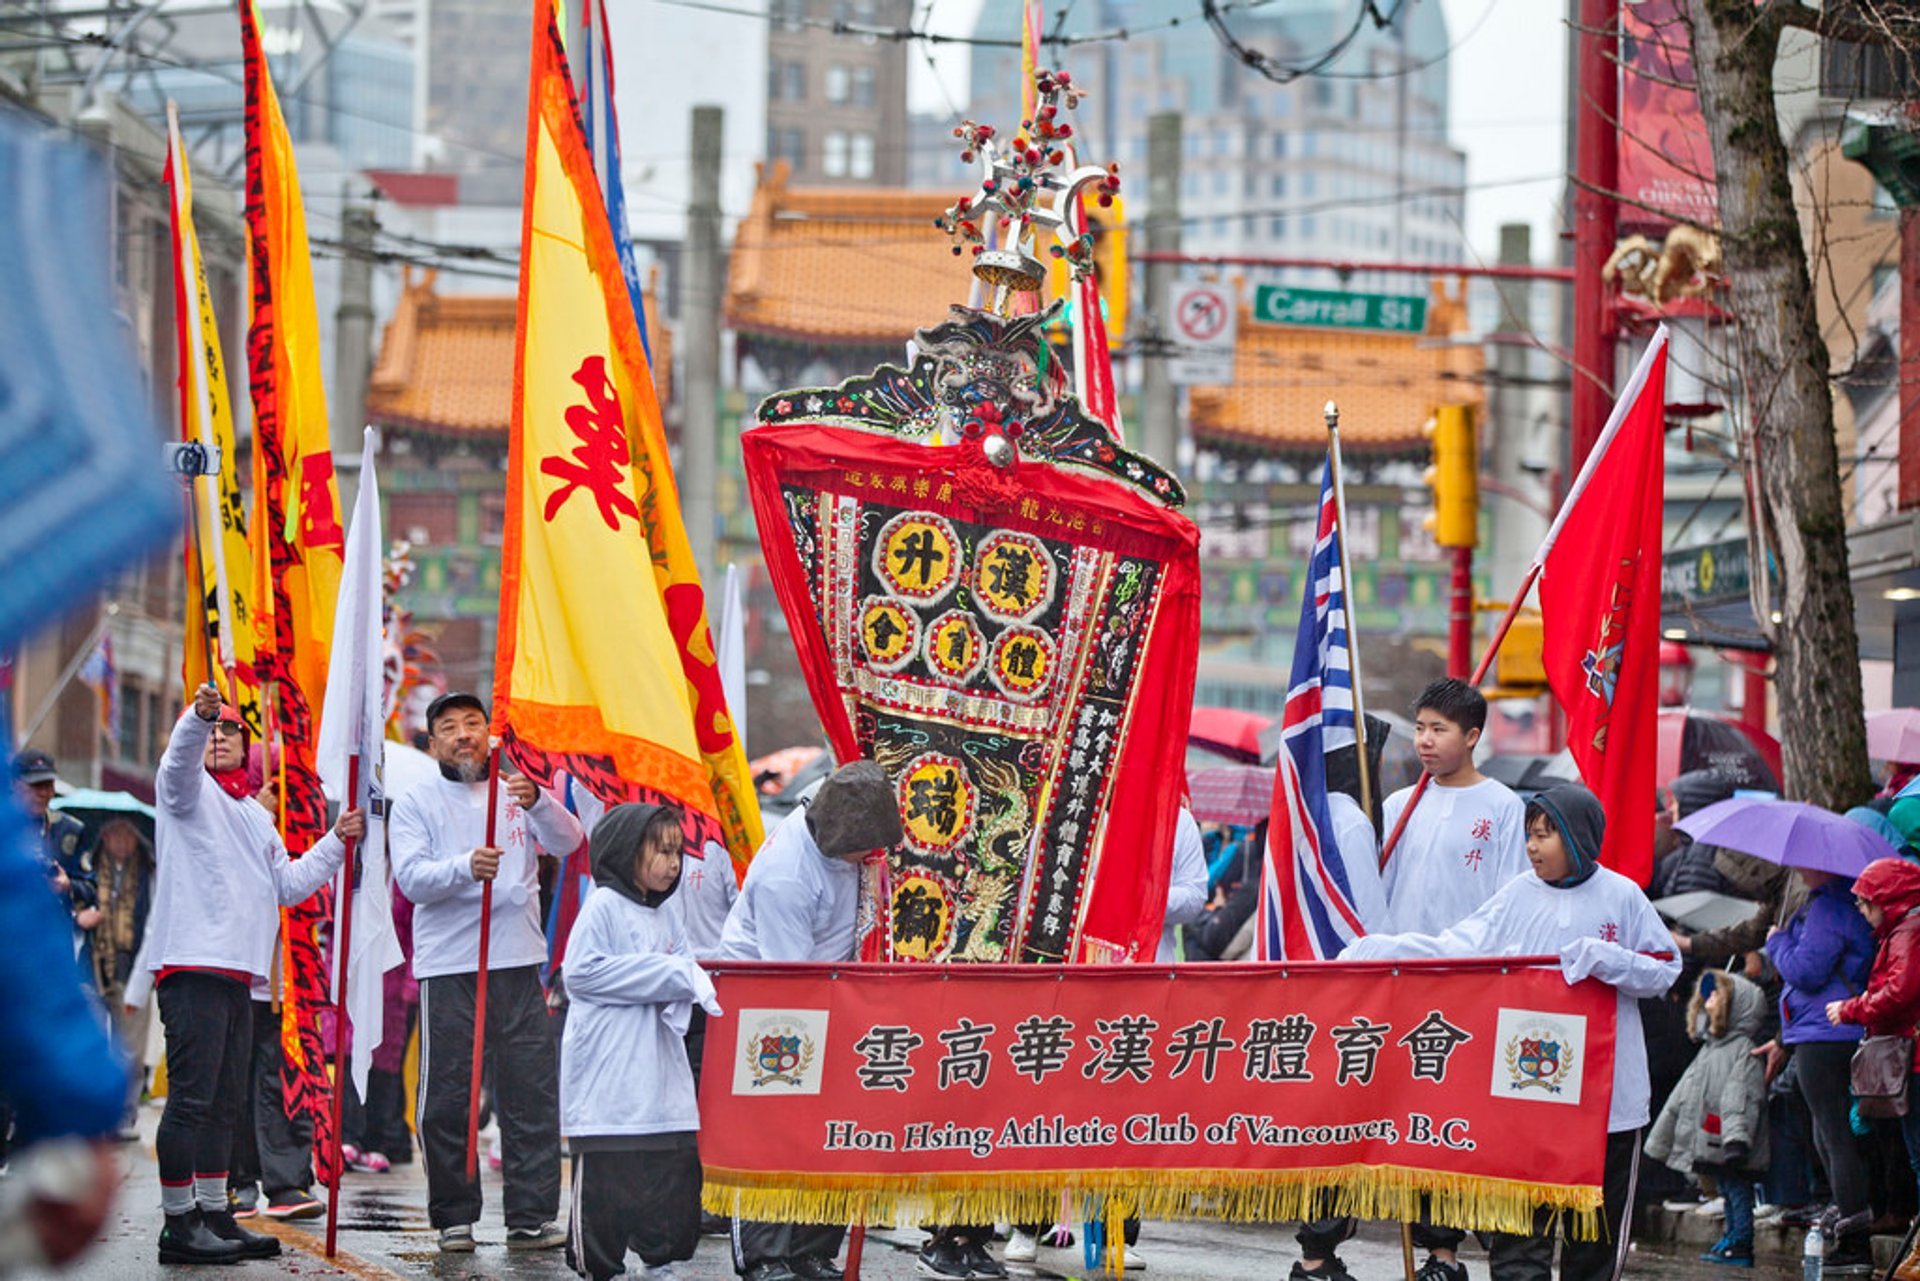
[466,743,502,1182]
[323,752,360,1259]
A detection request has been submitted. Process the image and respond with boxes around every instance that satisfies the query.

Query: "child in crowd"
[1371,680,1528,1280]
[561,803,722,1281]
[1645,969,1770,1268]
[1347,782,1680,1281]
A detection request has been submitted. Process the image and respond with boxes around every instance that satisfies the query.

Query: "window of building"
[823,130,850,176]
[770,127,806,168]
[1300,215,1317,238]
[771,0,806,30]
[826,64,850,103]
[853,66,876,107]
[1272,133,1286,159]
[1213,170,1229,196]
[1270,215,1287,237]
[850,132,875,178]
[1270,173,1286,197]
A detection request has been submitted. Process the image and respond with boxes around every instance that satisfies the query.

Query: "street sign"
[1167,281,1236,385]
[1251,284,1427,335]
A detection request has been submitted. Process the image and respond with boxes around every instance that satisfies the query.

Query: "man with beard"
[389,692,585,1254]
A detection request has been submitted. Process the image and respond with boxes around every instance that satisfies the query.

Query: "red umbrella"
[1188,707,1272,763]
[1656,708,1780,791]
[1187,764,1275,827]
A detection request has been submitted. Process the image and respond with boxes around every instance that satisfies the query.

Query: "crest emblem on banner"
[735,1010,827,1094]
[1492,1009,1587,1105]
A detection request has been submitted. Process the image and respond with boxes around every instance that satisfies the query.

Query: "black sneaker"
[918,1239,974,1279]
[790,1255,845,1280]
[157,1211,245,1265]
[1414,1257,1468,1281]
[960,1241,1009,1279]
[1291,1259,1356,1281]
[200,1209,282,1260]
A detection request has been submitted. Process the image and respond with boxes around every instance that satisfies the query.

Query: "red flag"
[1538,331,1668,886]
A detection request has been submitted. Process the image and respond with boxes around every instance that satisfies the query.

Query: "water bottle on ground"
[1803,1224,1823,1281]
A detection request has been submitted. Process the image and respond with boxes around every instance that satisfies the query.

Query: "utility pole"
[1570,0,1619,470]
[1489,224,1547,595]
[332,192,377,508]
[1141,111,1182,474]
[684,105,723,585]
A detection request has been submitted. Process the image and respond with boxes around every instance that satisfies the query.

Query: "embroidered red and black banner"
[699,960,1617,1236]
[744,310,1199,964]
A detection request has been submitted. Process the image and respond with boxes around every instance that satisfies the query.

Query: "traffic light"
[1482,608,1548,701]
[1423,403,1478,549]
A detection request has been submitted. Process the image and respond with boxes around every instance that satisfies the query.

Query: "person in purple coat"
[1763,867,1876,1272]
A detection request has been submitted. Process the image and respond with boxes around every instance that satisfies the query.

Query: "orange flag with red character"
[494,0,763,874]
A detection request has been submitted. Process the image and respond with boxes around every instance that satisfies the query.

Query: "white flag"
[317,427,404,1098]
[716,563,748,750]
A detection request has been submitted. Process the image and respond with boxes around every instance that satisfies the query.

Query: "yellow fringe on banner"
[701,1165,1606,1242]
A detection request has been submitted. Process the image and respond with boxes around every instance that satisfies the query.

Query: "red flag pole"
[844,1224,865,1279]
[323,753,360,1259]
[1378,326,1670,873]
[466,743,501,1182]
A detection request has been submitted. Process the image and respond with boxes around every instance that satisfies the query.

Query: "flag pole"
[1324,401,1373,822]
[466,743,502,1182]
[1379,327,1670,871]
[324,751,359,1260]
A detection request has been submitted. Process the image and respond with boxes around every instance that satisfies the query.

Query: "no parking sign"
[1168,281,1236,384]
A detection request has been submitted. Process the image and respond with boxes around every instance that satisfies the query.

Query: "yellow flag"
[164,106,264,739]
[495,0,763,872]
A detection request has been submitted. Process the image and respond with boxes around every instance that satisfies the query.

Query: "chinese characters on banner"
[699,960,1618,1236]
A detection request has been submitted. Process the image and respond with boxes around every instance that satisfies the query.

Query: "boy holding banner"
[1347,783,1679,1281]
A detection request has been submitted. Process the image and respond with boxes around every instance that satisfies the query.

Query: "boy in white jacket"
[1346,782,1680,1281]
[562,803,721,1281]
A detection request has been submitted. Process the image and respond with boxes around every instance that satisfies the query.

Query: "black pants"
[567,1146,701,1279]
[156,972,252,1189]
[732,1218,846,1274]
[1486,1128,1640,1281]
[419,966,560,1231]
[1796,1040,1871,1219]
[1411,1214,1465,1254]
[230,999,314,1198]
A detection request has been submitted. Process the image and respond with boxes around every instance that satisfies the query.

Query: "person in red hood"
[1829,855,1920,1281]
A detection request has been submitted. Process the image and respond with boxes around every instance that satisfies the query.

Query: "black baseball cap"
[425,691,488,732]
[12,748,58,785]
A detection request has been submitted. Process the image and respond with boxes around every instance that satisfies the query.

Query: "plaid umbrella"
[1187,764,1275,827]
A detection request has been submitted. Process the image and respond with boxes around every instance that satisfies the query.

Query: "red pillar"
[1449,545,1474,679]
[1571,0,1620,470]
[1901,207,1920,511]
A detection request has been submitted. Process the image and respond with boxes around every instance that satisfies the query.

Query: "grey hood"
[1531,782,1606,889]
[805,761,903,858]
[590,802,682,909]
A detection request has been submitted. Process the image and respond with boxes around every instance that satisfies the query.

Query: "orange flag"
[237,0,346,1180]
[495,0,763,875]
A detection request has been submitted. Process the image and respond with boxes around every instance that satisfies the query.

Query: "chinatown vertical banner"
[699,961,1617,1234]
[238,0,345,1173]
[743,308,1199,965]
[1618,0,1717,229]
[164,106,264,741]
[493,0,763,871]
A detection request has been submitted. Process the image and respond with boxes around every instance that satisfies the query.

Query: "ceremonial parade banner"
[699,960,1618,1236]
[743,308,1200,965]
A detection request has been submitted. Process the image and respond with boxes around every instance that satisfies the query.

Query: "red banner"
[1618,0,1717,230]
[699,960,1617,1237]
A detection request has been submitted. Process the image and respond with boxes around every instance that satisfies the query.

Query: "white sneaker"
[638,1265,679,1280]
[1122,1248,1147,1270]
[1692,1196,1726,1219]
[1005,1230,1037,1262]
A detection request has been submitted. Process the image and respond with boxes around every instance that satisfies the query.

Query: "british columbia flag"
[1256,457,1367,960]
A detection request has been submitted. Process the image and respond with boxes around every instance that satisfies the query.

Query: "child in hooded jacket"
[561,803,723,1281]
[1828,856,1920,1281]
[1645,969,1770,1268]
[1346,782,1679,1281]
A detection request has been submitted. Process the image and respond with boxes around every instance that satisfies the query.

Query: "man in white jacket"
[720,761,903,1281]
[561,802,722,1281]
[1345,783,1680,1281]
[388,692,584,1255]
[148,683,358,1267]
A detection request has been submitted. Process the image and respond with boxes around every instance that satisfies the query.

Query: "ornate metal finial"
[933,66,1121,315]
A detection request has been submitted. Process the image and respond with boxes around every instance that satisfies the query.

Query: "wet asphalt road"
[36,1108,1802,1280]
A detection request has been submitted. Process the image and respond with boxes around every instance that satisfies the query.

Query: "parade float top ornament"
[741,63,1199,968]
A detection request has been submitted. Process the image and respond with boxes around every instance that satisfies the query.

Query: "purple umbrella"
[1675,796,1897,879]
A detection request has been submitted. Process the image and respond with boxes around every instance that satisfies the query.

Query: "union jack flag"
[1256,458,1366,960]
